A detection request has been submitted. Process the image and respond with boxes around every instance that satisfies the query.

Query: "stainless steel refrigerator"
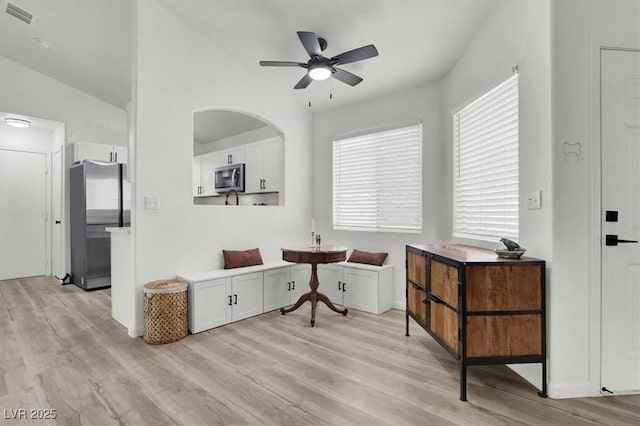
[70,160,130,290]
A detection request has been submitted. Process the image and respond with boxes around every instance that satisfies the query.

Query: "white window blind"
[333,124,422,232]
[453,74,519,241]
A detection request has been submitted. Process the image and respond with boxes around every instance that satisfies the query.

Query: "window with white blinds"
[453,74,519,241]
[333,124,422,232]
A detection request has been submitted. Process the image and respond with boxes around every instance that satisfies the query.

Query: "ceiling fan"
[259,31,379,89]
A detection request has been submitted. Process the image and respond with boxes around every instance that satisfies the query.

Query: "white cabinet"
[75,141,127,165]
[263,267,290,312]
[218,146,245,166]
[245,137,282,193]
[193,151,219,196]
[192,156,202,196]
[318,264,344,306]
[231,272,264,321]
[317,263,394,314]
[263,264,311,312]
[188,278,230,333]
[289,264,310,302]
[187,272,264,333]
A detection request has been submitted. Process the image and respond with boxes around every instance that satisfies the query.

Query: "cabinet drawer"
[430,260,459,309]
[430,302,459,353]
[466,314,542,357]
[466,265,542,312]
[407,282,427,325]
[407,251,426,287]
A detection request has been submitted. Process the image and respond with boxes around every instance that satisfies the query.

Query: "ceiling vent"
[6,2,33,25]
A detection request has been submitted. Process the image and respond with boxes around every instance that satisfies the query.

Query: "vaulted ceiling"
[0,0,497,111]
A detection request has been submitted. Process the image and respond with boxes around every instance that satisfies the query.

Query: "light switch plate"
[527,190,541,210]
[145,196,159,210]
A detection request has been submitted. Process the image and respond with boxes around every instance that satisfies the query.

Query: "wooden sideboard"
[405,244,547,401]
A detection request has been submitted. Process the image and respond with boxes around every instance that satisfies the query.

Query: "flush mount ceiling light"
[34,37,50,49]
[4,118,31,128]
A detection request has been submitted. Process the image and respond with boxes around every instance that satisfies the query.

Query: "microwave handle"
[232,168,238,186]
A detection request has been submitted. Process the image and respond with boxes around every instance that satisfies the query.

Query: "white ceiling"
[0,0,497,113]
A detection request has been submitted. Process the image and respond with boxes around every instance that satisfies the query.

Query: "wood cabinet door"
[263,268,289,312]
[407,282,427,325]
[231,272,264,321]
[430,302,459,353]
[407,250,426,288]
[343,267,378,313]
[430,259,459,309]
[191,278,231,333]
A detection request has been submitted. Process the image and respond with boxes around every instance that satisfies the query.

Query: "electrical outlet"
[145,196,159,210]
[527,190,541,210]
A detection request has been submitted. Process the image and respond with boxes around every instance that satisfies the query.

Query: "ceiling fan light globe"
[308,66,331,81]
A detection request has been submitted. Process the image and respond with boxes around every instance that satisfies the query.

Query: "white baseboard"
[128,327,143,338]
[393,300,406,310]
[548,381,595,399]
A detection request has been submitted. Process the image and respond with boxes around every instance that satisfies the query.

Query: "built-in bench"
[178,260,393,334]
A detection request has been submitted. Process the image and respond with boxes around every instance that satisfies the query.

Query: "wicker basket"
[143,279,188,344]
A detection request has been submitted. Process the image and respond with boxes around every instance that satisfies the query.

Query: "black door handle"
[606,234,639,246]
[55,220,61,224]
[228,295,232,306]
[234,294,238,304]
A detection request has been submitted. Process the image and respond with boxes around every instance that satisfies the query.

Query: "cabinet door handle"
[343,282,347,292]
[263,179,266,189]
[426,292,445,304]
[338,281,342,290]
[228,295,232,306]
[292,281,295,290]
[230,154,233,164]
[234,294,238,304]
[110,152,113,162]
[115,152,118,162]
[287,281,291,291]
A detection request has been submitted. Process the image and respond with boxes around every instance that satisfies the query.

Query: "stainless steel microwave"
[214,163,245,193]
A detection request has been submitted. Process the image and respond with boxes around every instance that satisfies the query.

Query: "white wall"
[131,1,313,333]
[0,56,127,147]
[312,83,445,308]
[441,0,553,395]
[0,123,54,152]
[551,0,640,397]
[0,56,128,274]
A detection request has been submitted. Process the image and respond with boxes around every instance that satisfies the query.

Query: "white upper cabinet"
[245,137,282,193]
[218,146,245,166]
[196,151,219,197]
[75,141,127,165]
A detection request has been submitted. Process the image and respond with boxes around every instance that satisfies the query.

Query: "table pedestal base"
[280,264,348,327]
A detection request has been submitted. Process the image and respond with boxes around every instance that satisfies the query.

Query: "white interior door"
[0,149,48,280]
[51,148,63,278]
[601,48,640,393]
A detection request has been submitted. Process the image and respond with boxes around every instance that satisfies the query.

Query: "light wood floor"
[1,276,639,425]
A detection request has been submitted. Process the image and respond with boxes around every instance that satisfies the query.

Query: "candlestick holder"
[311,231,315,248]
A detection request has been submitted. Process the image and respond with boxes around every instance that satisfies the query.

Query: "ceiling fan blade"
[297,31,322,57]
[332,68,363,86]
[331,44,379,65]
[294,73,313,89]
[259,61,306,67]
